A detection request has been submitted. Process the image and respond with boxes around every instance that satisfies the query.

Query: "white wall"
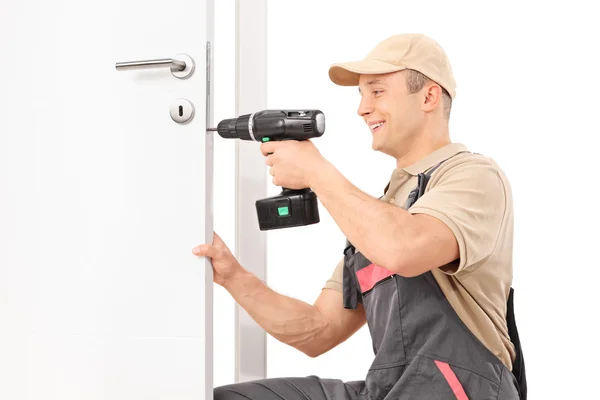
[260,0,600,398]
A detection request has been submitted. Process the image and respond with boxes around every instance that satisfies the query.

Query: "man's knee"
[213,377,328,400]
[214,384,249,400]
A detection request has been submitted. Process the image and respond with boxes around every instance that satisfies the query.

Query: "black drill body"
[215,110,325,231]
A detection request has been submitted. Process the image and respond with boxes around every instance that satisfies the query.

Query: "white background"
[212,0,600,398]
[1,0,596,397]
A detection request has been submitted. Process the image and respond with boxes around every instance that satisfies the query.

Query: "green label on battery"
[277,206,289,216]
[262,137,270,142]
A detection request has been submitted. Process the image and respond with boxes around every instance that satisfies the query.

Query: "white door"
[0,1,214,399]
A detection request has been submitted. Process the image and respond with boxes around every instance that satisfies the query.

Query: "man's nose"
[357,96,373,117]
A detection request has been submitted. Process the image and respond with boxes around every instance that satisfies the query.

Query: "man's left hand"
[260,140,326,189]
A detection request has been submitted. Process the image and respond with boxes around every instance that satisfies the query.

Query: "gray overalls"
[336,162,527,400]
[214,163,527,400]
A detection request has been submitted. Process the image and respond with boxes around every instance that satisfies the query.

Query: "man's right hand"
[192,231,241,288]
[192,231,366,357]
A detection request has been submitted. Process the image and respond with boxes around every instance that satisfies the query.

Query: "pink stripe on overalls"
[434,360,469,400]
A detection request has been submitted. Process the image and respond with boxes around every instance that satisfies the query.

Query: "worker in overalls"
[194,33,527,400]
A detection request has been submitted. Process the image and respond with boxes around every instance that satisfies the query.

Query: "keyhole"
[170,99,194,124]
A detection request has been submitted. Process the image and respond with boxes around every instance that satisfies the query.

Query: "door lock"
[170,99,195,124]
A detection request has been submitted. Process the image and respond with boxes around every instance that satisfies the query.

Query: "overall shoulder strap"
[404,151,469,209]
[507,287,527,399]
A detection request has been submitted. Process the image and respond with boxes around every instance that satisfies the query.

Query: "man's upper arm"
[314,259,366,353]
[407,157,508,276]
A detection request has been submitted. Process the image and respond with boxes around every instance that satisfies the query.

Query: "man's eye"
[373,90,383,95]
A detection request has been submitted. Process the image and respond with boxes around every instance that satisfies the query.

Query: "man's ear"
[422,83,442,113]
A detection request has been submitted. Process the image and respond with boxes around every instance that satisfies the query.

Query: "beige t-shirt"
[323,142,516,370]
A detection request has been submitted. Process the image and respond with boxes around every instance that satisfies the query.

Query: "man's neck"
[395,131,451,169]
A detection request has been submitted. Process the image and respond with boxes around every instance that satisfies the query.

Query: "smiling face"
[357,70,427,159]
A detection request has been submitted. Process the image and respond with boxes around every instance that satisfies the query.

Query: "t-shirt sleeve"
[407,158,507,275]
[323,257,344,293]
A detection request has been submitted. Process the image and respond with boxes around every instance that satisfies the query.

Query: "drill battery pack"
[255,188,320,230]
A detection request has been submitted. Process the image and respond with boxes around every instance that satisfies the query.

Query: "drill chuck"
[216,110,325,142]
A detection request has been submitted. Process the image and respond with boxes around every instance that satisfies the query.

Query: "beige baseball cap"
[329,33,457,99]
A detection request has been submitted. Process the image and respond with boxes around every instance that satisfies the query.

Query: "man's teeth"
[371,122,385,130]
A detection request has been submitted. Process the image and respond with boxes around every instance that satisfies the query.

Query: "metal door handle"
[115,53,195,79]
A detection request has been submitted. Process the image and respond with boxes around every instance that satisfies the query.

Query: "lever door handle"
[115,53,195,79]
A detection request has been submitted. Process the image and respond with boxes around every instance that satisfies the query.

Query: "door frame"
[205,0,216,394]
[234,0,268,383]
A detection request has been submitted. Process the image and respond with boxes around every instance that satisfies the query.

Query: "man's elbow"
[302,348,324,358]
[383,233,430,277]
[292,330,334,359]
[298,342,330,358]
[386,256,422,278]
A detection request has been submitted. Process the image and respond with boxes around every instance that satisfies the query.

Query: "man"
[193,33,525,399]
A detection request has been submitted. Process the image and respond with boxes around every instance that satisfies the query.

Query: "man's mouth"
[370,121,385,133]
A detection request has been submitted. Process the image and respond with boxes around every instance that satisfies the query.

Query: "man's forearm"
[310,160,416,271]
[223,267,330,357]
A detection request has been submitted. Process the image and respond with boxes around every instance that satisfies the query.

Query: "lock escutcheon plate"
[170,98,195,124]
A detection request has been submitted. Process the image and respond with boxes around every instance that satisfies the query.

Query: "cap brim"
[329,59,407,86]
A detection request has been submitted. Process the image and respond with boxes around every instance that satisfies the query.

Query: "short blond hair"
[404,69,452,120]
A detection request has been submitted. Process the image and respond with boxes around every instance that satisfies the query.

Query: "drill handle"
[265,140,311,192]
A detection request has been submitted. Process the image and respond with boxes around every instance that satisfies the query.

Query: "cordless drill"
[210,110,326,231]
